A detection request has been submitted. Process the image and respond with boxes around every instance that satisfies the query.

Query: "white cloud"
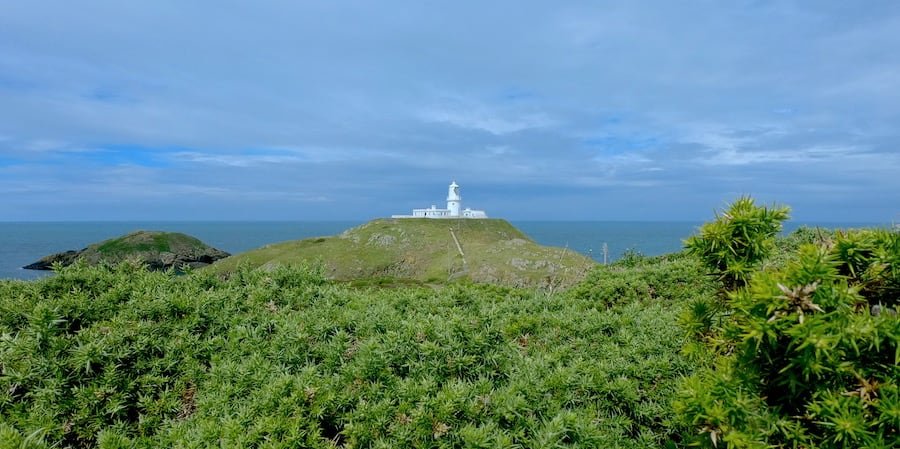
[2,2,899,220]
[421,108,554,135]
[169,152,306,167]
[419,92,556,135]
[166,145,402,167]
[593,153,653,165]
[485,145,512,155]
[697,145,864,166]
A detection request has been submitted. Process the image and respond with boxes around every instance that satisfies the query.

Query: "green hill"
[23,231,230,271]
[209,218,595,288]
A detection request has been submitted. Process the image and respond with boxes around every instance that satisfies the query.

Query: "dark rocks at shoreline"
[22,250,81,270]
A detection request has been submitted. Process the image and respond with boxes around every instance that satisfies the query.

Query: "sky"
[1,1,899,221]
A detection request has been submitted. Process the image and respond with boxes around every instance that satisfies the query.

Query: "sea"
[0,221,886,281]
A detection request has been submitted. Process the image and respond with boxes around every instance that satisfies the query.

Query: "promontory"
[207,218,595,289]
[23,231,230,271]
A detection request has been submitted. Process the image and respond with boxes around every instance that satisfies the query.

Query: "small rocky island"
[24,231,230,271]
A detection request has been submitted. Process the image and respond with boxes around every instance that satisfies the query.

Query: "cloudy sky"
[2,1,899,221]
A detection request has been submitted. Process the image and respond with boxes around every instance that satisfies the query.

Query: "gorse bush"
[764,226,835,272]
[685,197,790,291]
[830,229,900,308]
[0,257,705,448]
[678,201,900,448]
[680,198,789,343]
[570,252,716,309]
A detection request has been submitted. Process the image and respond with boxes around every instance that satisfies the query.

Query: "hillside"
[23,231,230,271]
[209,218,595,288]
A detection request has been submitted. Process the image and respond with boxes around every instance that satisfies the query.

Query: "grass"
[208,219,596,289]
[94,231,207,256]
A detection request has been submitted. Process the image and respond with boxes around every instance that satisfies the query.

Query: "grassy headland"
[208,218,596,289]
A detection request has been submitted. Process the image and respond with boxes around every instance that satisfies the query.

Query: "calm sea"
[0,221,883,280]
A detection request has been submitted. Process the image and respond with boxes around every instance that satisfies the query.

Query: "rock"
[22,250,80,270]
[367,233,397,247]
[23,231,230,272]
[505,238,529,247]
[510,258,529,270]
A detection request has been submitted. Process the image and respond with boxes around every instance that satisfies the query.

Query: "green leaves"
[685,197,790,290]
[2,259,701,448]
[679,215,900,448]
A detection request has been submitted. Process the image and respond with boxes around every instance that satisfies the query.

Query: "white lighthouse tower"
[391,181,487,219]
[447,181,461,217]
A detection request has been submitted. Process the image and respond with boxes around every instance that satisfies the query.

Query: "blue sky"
[1,1,899,221]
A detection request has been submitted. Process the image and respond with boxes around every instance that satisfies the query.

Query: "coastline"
[0,220,889,281]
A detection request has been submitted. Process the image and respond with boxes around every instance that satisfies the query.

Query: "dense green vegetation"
[208,219,594,289]
[678,201,899,448]
[2,203,896,448]
[95,232,206,255]
[1,252,710,448]
[684,197,790,291]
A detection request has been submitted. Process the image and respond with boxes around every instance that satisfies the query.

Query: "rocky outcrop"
[23,231,230,271]
[22,251,81,270]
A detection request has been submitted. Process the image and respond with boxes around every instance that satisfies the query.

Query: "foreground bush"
[1,259,703,448]
[685,197,790,291]
[678,217,900,448]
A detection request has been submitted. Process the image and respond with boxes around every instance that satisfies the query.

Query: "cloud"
[697,145,864,166]
[419,93,556,135]
[421,108,553,135]
[0,1,898,220]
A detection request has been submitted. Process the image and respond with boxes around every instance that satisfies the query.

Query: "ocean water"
[0,220,883,281]
[0,222,360,281]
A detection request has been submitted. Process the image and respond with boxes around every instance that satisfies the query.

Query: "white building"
[392,181,488,219]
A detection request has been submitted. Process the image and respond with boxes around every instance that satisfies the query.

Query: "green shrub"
[765,226,835,272]
[685,197,790,291]
[570,253,715,308]
[1,258,702,448]
[677,228,900,448]
[830,229,899,308]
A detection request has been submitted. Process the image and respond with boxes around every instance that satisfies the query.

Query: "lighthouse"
[447,181,461,217]
[391,181,487,219]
